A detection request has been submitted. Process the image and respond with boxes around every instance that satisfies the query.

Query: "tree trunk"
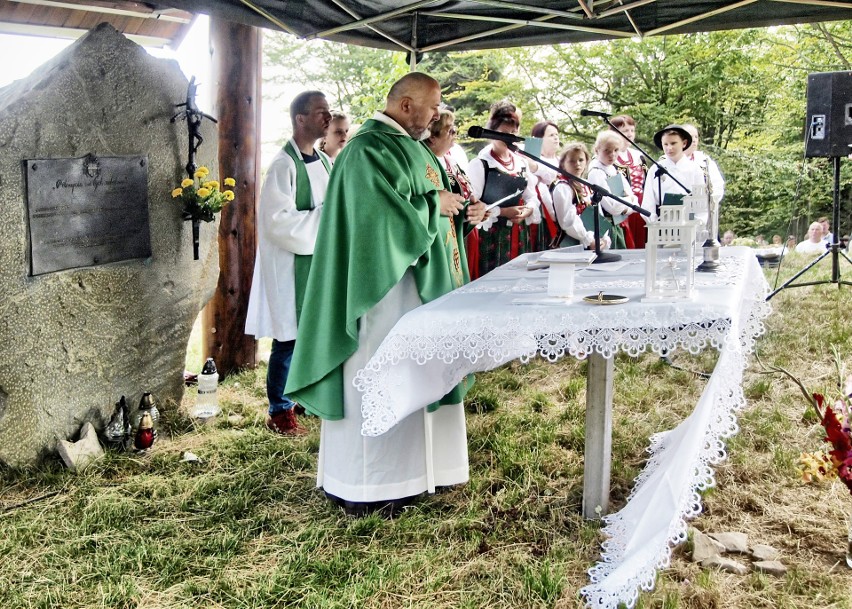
[203,18,261,377]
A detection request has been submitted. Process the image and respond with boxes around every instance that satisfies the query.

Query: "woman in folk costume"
[586,130,639,249]
[467,101,540,276]
[529,119,564,250]
[550,142,610,250]
[611,114,647,248]
[425,108,489,279]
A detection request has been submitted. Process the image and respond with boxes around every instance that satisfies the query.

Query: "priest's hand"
[465,199,486,225]
[439,190,466,217]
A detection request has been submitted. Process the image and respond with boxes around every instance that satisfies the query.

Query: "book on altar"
[537,250,597,264]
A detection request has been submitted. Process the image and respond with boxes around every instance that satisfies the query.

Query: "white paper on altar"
[537,250,598,264]
[353,247,770,609]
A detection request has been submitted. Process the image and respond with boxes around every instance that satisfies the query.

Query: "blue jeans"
[267,339,296,415]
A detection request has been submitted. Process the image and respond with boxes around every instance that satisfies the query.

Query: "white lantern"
[683,183,709,247]
[643,195,702,302]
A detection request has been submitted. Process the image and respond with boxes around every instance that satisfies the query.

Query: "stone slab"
[57,422,103,472]
[701,555,749,575]
[751,543,781,561]
[709,531,749,553]
[0,24,219,466]
[691,529,726,563]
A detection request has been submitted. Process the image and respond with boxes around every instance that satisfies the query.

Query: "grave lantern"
[133,392,159,450]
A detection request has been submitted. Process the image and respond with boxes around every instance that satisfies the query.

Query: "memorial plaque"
[25,154,151,275]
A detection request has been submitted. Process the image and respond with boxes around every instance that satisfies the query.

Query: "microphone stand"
[509,144,650,264]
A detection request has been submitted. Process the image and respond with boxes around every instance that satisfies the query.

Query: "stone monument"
[0,23,220,466]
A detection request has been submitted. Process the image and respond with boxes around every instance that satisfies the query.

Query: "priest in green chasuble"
[285,72,479,514]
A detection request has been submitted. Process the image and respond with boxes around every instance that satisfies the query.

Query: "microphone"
[467,126,525,144]
[580,109,611,118]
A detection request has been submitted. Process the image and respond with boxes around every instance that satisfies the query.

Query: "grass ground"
[1,251,852,608]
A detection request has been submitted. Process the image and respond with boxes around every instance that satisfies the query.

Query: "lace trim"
[579,287,770,608]
[352,249,770,609]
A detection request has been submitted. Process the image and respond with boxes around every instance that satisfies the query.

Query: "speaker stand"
[766,156,852,301]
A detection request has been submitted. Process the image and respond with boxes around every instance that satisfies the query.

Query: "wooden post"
[203,19,261,376]
[583,352,614,519]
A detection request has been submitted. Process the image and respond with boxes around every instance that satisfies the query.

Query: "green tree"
[508,30,780,151]
[263,32,407,120]
[259,24,852,240]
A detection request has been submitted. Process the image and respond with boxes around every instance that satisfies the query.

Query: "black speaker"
[805,71,852,158]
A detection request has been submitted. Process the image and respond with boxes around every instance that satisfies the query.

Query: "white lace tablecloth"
[354,246,770,609]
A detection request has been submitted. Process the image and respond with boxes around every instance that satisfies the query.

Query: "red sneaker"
[265,409,307,436]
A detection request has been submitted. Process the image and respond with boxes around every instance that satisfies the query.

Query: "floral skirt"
[478,219,530,276]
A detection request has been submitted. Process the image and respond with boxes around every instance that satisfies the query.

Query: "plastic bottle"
[194,357,220,419]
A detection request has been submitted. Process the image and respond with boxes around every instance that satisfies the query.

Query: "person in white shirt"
[682,124,724,206]
[643,124,704,219]
[530,119,562,250]
[467,101,539,275]
[587,130,638,249]
[245,91,332,436]
[796,222,828,254]
[818,216,834,245]
[611,114,648,248]
[550,142,610,250]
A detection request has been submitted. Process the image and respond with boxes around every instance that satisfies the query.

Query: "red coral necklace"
[490,149,515,171]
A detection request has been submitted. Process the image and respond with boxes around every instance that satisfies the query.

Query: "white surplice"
[317,270,469,503]
[245,141,329,342]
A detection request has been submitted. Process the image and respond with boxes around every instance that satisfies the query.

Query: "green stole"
[282,141,331,324]
[284,119,472,420]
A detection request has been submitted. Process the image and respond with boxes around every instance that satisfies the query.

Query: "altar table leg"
[582,352,613,520]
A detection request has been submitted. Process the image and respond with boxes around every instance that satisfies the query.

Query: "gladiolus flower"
[181,178,194,188]
[224,177,236,187]
[171,188,183,198]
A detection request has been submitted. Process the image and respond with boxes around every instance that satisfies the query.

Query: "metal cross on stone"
[170,76,218,178]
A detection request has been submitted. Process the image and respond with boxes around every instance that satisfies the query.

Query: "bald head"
[387,72,440,103]
[384,72,442,139]
[807,221,823,243]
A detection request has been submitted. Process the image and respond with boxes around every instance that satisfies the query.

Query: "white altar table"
[354,246,770,609]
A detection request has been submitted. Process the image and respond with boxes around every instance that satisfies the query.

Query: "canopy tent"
[3,1,852,52]
[126,0,852,52]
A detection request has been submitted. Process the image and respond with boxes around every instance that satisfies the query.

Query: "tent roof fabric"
[0,1,194,48]
[149,0,852,52]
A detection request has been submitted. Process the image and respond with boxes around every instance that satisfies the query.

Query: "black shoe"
[324,491,419,517]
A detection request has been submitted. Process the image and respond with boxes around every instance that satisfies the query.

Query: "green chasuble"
[282,141,331,324]
[284,118,472,420]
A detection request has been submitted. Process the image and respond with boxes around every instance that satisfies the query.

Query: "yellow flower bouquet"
[171,166,236,258]
[171,166,236,223]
